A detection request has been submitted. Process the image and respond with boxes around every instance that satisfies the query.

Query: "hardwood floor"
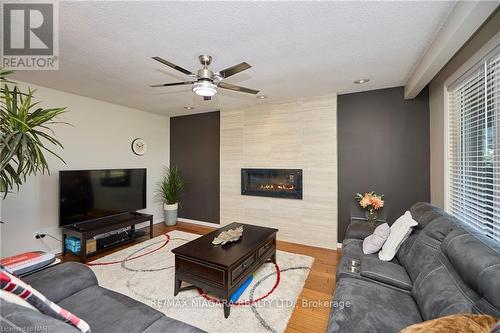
[63,221,340,333]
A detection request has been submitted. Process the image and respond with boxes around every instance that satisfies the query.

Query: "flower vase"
[365,209,377,226]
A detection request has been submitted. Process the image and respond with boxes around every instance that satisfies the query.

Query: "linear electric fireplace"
[241,168,302,199]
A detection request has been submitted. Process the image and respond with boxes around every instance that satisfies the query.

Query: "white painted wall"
[220,94,338,249]
[0,82,169,257]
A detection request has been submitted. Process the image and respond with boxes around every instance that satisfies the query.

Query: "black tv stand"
[61,212,154,263]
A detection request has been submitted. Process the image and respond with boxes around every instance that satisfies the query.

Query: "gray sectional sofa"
[328,202,500,333]
[1,263,204,333]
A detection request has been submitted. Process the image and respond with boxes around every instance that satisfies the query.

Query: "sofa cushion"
[394,231,419,271]
[360,257,412,291]
[58,285,165,333]
[409,202,447,229]
[412,251,500,320]
[22,263,98,303]
[327,277,422,333]
[441,228,500,311]
[396,215,457,282]
[0,301,81,333]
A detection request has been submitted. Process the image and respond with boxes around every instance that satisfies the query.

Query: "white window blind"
[448,47,500,243]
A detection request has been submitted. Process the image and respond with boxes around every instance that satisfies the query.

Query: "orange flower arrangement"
[355,191,385,224]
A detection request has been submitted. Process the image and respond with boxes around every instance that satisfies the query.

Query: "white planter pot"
[164,203,178,226]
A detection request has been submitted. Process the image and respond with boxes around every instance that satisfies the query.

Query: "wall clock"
[132,138,147,156]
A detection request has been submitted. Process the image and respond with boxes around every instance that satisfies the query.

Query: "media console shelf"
[61,212,153,263]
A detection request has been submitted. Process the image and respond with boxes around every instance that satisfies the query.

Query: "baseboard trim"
[177,217,220,228]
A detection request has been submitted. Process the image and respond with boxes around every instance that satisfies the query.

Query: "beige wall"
[220,94,337,249]
[429,9,500,208]
[0,82,169,257]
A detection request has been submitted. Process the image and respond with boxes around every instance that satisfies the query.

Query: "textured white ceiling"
[12,1,456,116]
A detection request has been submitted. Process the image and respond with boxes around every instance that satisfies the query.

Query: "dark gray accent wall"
[338,86,430,242]
[170,111,220,224]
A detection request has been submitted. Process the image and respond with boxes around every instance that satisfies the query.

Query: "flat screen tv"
[59,168,146,227]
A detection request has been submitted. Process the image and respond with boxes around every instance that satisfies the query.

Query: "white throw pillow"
[362,223,391,254]
[379,211,418,261]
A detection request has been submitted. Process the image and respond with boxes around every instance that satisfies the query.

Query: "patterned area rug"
[89,231,313,333]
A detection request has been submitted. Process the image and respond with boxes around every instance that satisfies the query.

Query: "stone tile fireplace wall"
[220,94,337,248]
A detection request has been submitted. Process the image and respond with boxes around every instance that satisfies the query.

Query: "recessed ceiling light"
[184,106,194,110]
[256,95,267,99]
[354,79,370,84]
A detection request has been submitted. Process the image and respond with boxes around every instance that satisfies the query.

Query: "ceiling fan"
[150,54,259,100]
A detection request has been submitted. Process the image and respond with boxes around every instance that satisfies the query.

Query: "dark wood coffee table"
[172,222,278,318]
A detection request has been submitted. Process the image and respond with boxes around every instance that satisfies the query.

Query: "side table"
[345,217,386,240]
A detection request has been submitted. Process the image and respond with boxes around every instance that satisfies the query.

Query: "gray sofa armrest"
[22,262,98,303]
[360,257,412,291]
[345,221,379,240]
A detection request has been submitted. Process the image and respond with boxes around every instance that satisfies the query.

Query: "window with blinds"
[448,47,499,243]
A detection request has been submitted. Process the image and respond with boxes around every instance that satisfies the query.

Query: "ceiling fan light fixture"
[151,55,258,97]
[192,81,217,97]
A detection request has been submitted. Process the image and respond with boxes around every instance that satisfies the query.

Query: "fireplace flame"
[259,183,296,191]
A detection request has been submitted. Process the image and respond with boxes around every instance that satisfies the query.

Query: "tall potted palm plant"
[1,69,67,197]
[157,166,184,226]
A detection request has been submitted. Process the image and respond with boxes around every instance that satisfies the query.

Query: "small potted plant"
[157,166,184,226]
[355,191,384,225]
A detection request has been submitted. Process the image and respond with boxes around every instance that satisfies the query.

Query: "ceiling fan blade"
[152,57,194,75]
[203,96,212,101]
[150,81,195,87]
[218,62,251,78]
[218,82,259,94]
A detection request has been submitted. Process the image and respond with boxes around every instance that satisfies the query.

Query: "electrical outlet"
[34,232,46,239]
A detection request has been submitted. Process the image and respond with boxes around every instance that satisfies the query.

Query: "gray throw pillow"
[362,223,391,254]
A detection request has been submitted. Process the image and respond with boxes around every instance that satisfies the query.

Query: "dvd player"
[96,231,129,249]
